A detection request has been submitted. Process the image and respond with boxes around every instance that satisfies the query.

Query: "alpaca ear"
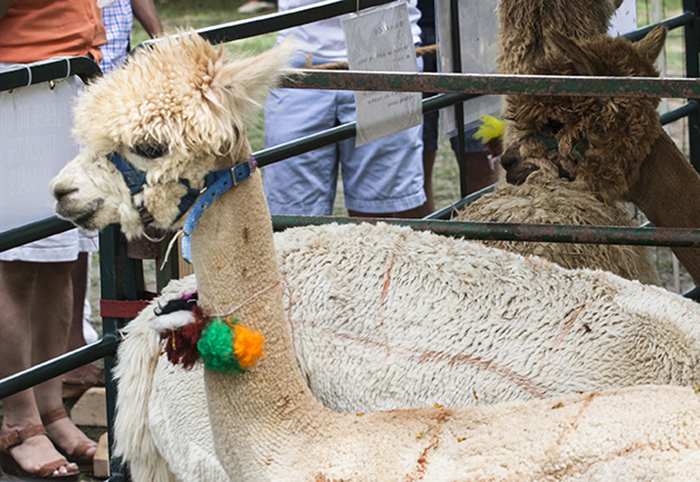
[206,39,297,118]
[635,26,667,65]
[545,30,597,76]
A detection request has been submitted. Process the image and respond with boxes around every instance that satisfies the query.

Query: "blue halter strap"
[181,156,257,263]
[107,152,256,239]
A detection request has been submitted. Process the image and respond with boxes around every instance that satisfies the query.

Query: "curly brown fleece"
[456,172,659,285]
[503,27,666,203]
[497,0,622,75]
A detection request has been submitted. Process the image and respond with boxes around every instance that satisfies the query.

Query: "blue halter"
[181,157,256,263]
[107,152,257,253]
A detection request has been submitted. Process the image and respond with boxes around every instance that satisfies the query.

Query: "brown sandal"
[0,425,79,480]
[41,408,97,473]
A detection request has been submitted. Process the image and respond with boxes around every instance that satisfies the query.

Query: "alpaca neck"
[627,130,700,285]
[190,170,324,478]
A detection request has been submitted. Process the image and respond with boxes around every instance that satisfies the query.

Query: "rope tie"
[211,280,282,318]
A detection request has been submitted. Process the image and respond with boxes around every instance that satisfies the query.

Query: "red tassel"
[162,305,208,369]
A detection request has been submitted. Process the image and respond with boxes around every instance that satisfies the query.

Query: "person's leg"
[338,90,427,219]
[30,262,98,464]
[418,27,438,216]
[262,86,340,215]
[62,252,103,390]
[66,252,88,353]
[462,151,500,194]
[417,106,439,216]
[0,261,78,477]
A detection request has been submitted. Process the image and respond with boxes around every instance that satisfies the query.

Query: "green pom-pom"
[197,318,244,374]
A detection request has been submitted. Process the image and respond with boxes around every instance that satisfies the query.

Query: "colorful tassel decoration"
[473,115,505,158]
[232,323,265,370]
[473,115,505,144]
[152,290,265,374]
[197,316,265,374]
[161,304,207,369]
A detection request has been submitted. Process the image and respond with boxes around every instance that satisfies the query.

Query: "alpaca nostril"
[52,185,78,201]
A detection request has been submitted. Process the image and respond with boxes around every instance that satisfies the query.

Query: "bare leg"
[63,252,103,387]
[66,252,88,353]
[420,149,436,214]
[29,261,97,461]
[0,261,78,476]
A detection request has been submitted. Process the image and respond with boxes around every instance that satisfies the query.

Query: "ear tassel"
[473,115,505,144]
[155,291,266,373]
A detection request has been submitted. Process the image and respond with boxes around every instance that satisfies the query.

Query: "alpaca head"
[500,26,667,203]
[50,33,294,238]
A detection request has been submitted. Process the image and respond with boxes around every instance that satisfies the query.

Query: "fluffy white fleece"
[114,223,700,482]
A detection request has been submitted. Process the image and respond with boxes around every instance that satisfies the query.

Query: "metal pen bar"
[0,335,119,399]
[424,185,495,220]
[282,70,700,98]
[254,92,478,166]
[623,10,696,41]
[0,217,75,254]
[0,56,101,92]
[271,216,700,247]
[139,0,394,47]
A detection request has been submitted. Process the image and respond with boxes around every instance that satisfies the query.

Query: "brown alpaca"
[456,173,659,284]
[496,0,623,171]
[502,28,665,201]
[453,29,665,285]
[500,26,700,286]
[497,0,622,75]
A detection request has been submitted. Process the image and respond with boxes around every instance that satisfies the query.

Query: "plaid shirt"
[99,0,133,73]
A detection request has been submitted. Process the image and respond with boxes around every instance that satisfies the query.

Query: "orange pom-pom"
[232,323,265,369]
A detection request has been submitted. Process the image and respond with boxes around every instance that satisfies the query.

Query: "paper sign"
[343,1,422,146]
[436,0,501,137]
[609,0,638,36]
[0,77,80,232]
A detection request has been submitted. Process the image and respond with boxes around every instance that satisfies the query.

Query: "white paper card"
[0,78,80,232]
[609,0,637,36]
[343,1,422,146]
[436,0,501,137]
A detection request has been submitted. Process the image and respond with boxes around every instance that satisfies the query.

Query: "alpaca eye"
[546,118,564,134]
[131,142,169,159]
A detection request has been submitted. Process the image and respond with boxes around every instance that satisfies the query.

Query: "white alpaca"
[51,33,700,481]
[111,26,683,482]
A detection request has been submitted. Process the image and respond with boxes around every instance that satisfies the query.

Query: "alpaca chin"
[55,198,104,230]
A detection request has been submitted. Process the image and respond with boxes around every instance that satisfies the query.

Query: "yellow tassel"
[232,323,265,369]
[473,115,505,144]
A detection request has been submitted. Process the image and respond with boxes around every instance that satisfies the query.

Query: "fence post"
[99,224,145,482]
[683,0,700,172]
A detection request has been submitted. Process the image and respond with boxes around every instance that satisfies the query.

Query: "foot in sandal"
[0,425,79,479]
[41,408,97,472]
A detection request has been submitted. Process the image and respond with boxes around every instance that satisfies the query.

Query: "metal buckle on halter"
[232,160,252,185]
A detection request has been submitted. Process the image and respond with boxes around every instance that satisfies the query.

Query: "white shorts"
[0,229,98,263]
[262,57,425,215]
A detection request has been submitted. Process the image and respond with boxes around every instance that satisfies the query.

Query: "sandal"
[41,408,97,473]
[0,425,79,480]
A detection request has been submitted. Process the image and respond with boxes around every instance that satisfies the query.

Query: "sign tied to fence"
[0,77,80,233]
[343,1,422,146]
